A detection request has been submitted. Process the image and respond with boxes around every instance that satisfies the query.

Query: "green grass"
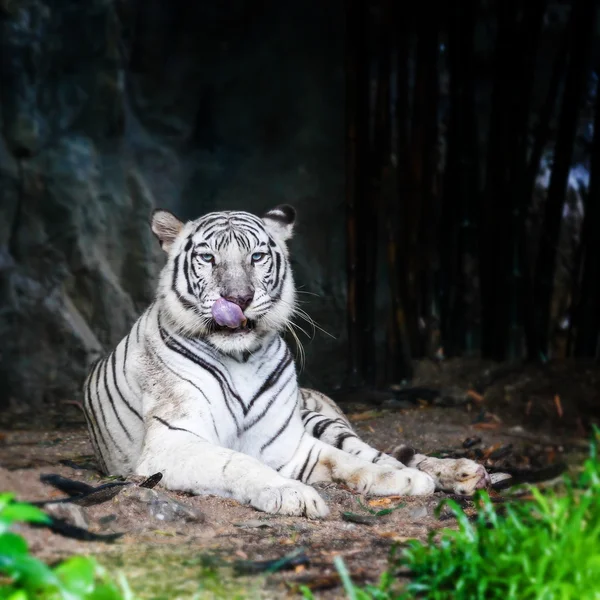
[0,494,261,599]
[0,493,131,599]
[325,428,600,600]
[4,430,600,599]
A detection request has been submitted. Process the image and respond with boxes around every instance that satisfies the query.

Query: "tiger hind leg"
[300,388,490,496]
[299,388,408,468]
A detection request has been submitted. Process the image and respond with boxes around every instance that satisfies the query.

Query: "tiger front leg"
[135,420,329,518]
[392,445,490,496]
[282,434,435,496]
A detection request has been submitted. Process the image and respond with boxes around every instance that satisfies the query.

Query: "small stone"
[234,520,273,529]
[45,503,89,530]
[408,506,428,520]
[490,473,512,485]
[122,487,204,523]
[98,514,118,528]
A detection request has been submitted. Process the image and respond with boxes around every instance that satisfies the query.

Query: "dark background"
[0,0,599,417]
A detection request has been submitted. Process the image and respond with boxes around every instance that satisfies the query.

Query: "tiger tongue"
[211,298,247,329]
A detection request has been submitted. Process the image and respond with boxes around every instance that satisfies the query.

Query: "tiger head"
[151,205,297,355]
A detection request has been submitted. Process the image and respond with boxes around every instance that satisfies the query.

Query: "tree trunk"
[414,1,440,359]
[344,0,369,386]
[532,0,596,360]
[573,71,600,358]
[363,0,391,384]
[480,0,518,361]
[386,0,413,382]
[522,13,571,360]
[507,0,547,360]
[439,0,477,356]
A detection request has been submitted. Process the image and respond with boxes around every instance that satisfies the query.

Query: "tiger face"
[151,205,297,355]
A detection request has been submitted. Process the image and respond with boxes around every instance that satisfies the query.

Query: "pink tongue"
[211,298,247,329]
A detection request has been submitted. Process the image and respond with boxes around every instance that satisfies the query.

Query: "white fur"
[83,208,488,518]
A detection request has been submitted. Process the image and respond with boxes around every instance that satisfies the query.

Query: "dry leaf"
[467,389,484,403]
[473,422,500,430]
[554,394,563,418]
[295,565,306,574]
[378,532,413,543]
[368,498,392,507]
[349,411,381,423]
[482,443,503,460]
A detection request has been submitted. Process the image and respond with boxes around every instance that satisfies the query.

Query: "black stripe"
[122,332,131,378]
[302,412,322,428]
[135,318,142,344]
[85,359,111,457]
[158,324,243,427]
[245,345,292,414]
[102,353,133,441]
[334,432,358,449]
[274,251,281,287]
[203,222,227,240]
[148,344,221,441]
[183,248,195,297]
[270,270,286,302]
[232,230,250,251]
[277,432,307,473]
[82,367,109,473]
[94,360,127,457]
[171,254,202,315]
[304,449,322,482]
[81,408,108,473]
[297,447,314,482]
[110,350,143,421]
[163,326,242,409]
[260,407,296,452]
[222,455,234,474]
[195,214,225,234]
[100,356,133,443]
[312,418,337,439]
[152,416,203,439]
[242,371,296,432]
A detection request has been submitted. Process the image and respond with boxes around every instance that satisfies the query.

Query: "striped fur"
[83,206,489,518]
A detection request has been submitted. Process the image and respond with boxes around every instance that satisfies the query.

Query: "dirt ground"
[0,358,597,599]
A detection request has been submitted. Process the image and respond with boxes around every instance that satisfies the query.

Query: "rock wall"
[0,0,346,413]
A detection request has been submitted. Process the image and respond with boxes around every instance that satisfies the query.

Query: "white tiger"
[82,205,489,517]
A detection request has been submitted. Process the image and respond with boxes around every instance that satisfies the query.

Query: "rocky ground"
[1,358,596,599]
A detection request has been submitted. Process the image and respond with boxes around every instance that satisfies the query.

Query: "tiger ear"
[262,205,296,242]
[151,209,184,252]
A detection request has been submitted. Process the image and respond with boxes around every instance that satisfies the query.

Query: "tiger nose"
[223,293,254,312]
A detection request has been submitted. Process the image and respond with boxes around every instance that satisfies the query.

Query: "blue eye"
[251,252,265,263]
[199,253,214,264]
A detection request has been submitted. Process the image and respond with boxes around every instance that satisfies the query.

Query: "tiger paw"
[361,466,435,497]
[416,457,490,496]
[253,482,329,518]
